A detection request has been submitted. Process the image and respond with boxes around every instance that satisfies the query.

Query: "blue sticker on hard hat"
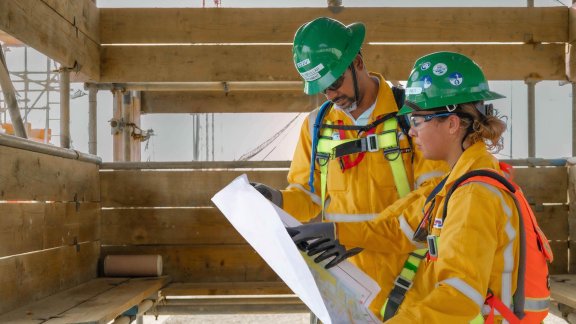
[420,62,431,71]
[433,63,448,76]
[421,75,432,89]
[411,71,420,81]
[448,72,463,86]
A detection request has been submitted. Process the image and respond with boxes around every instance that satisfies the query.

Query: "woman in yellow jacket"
[290,52,530,322]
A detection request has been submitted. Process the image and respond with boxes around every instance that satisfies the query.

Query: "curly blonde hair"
[457,102,507,153]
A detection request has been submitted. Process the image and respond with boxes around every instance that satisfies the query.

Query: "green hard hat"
[292,17,365,95]
[398,52,505,115]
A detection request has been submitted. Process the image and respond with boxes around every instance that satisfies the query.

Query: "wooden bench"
[0,276,170,323]
[551,274,576,323]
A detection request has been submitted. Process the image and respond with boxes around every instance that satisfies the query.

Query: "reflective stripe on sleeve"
[287,183,322,206]
[414,171,445,188]
[440,278,485,308]
[399,215,426,248]
[325,213,378,222]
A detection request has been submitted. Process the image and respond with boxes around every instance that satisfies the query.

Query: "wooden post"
[59,68,70,148]
[526,80,537,158]
[0,48,27,138]
[131,91,141,161]
[112,90,123,162]
[87,84,97,155]
[568,165,576,273]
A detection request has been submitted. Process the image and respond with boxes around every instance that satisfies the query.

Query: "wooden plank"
[0,278,128,322]
[156,297,307,315]
[568,166,576,273]
[0,145,100,202]
[0,0,100,81]
[0,241,99,314]
[100,161,291,170]
[101,44,566,82]
[513,167,568,204]
[0,202,100,257]
[102,245,280,283]
[141,91,323,113]
[549,241,569,275]
[550,274,576,309]
[43,277,170,324]
[101,208,243,245]
[100,170,288,207]
[100,7,567,44]
[40,0,100,44]
[163,281,291,296]
[533,205,569,241]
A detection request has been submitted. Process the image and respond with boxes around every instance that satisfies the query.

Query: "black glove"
[250,182,283,207]
[286,223,363,269]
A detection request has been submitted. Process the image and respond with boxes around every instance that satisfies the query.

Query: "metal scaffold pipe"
[59,68,70,148]
[0,47,27,138]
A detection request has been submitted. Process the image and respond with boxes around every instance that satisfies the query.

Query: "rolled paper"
[104,255,162,277]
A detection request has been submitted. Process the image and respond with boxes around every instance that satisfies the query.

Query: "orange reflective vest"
[445,168,553,323]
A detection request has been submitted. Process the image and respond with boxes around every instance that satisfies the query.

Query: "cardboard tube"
[104,255,162,277]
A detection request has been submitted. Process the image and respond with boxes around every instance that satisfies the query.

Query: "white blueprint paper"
[211,174,381,324]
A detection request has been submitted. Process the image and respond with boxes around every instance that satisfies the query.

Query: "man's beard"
[332,96,357,113]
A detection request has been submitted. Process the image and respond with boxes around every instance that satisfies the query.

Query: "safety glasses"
[321,72,347,94]
[409,112,455,128]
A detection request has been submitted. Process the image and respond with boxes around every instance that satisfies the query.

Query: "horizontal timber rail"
[90,81,303,92]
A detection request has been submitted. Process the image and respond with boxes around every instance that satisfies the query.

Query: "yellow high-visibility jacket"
[338,142,519,323]
[280,72,449,318]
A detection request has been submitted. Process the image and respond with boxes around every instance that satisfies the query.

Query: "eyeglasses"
[409,112,455,128]
[321,72,346,94]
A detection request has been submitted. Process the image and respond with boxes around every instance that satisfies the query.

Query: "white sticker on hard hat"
[421,62,431,71]
[300,63,325,82]
[449,72,463,86]
[406,87,423,95]
[411,71,420,81]
[422,75,432,89]
[296,58,311,68]
[433,63,448,76]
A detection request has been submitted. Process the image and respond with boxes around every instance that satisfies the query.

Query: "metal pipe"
[0,133,101,164]
[93,81,303,92]
[122,92,132,162]
[60,68,70,148]
[526,80,536,158]
[88,84,97,155]
[0,47,27,138]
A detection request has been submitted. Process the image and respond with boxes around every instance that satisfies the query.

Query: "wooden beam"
[0,202,100,258]
[141,91,322,113]
[513,167,568,204]
[101,44,566,82]
[0,0,100,81]
[0,30,23,46]
[0,241,99,314]
[40,0,100,44]
[100,170,288,207]
[163,281,291,296]
[0,145,100,202]
[100,7,567,44]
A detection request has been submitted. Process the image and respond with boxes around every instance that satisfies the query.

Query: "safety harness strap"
[381,248,428,321]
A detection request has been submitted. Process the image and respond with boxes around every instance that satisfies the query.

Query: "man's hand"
[250,182,283,207]
[286,223,362,269]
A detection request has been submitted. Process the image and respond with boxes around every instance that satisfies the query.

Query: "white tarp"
[212,174,381,324]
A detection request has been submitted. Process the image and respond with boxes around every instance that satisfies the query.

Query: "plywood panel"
[100,170,288,207]
[0,241,99,314]
[0,202,100,257]
[0,0,100,81]
[141,91,322,113]
[101,208,243,245]
[513,167,568,204]
[101,44,566,82]
[101,245,279,283]
[0,145,100,202]
[100,7,567,44]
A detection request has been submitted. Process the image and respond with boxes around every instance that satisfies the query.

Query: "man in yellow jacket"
[252,17,448,317]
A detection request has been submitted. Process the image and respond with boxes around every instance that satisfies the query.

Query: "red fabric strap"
[336,120,373,171]
[485,294,521,324]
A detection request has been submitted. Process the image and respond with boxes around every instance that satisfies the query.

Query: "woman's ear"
[448,115,462,135]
